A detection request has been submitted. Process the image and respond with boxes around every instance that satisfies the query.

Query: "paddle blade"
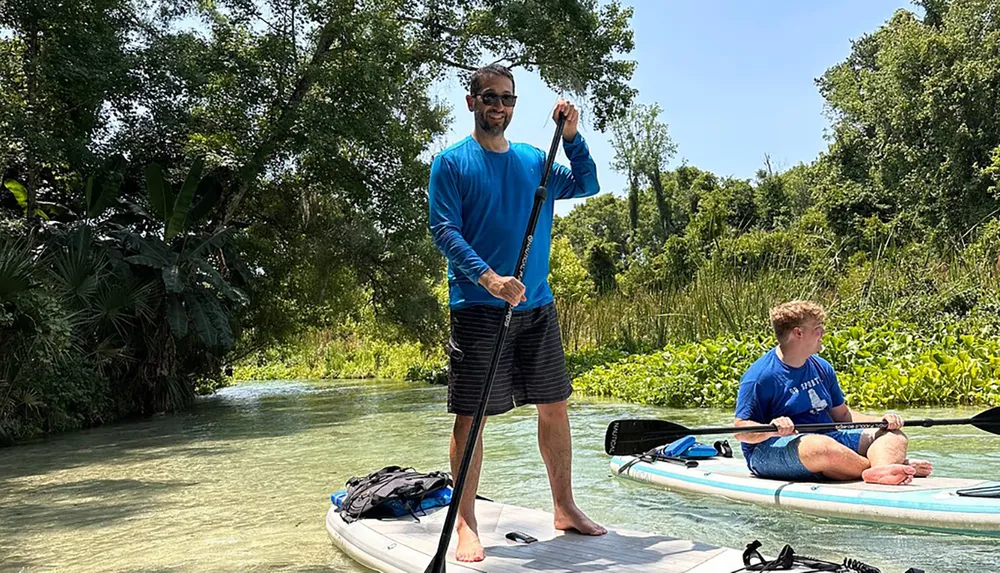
[605,419,689,455]
[972,406,1000,435]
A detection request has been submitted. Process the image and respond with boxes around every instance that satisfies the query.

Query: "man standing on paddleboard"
[734,301,933,485]
[428,64,607,562]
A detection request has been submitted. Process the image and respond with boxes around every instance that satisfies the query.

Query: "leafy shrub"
[32,360,115,434]
[574,324,1000,409]
[617,236,697,295]
[406,363,448,385]
[233,329,446,382]
[574,336,767,408]
[2,158,248,442]
[549,236,595,304]
[565,346,629,379]
[712,228,832,281]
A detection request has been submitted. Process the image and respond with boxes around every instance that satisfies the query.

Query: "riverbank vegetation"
[4,0,1000,443]
[236,0,1000,411]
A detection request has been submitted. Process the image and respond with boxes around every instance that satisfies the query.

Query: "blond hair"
[769,300,826,340]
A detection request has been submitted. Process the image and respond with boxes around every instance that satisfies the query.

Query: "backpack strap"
[714,439,733,458]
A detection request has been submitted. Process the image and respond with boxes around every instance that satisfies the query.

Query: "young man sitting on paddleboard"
[734,301,933,485]
[428,64,606,563]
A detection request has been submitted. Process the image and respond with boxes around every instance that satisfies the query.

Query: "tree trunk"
[647,168,671,239]
[627,174,639,232]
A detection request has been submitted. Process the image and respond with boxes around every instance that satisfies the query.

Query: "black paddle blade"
[972,406,1000,434]
[605,419,689,455]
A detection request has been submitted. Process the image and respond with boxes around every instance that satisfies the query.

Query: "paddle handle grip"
[539,114,566,189]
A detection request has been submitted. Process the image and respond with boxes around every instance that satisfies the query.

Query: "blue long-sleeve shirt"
[429,133,600,310]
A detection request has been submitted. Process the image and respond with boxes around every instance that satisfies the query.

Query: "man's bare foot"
[862,464,916,486]
[455,520,485,562]
[905,458,933,477]
[554,504,607,535]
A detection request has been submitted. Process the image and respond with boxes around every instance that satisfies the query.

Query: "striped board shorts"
[446,302,572,416]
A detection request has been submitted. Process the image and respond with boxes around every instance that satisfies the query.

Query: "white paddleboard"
[610,455,1000,533]
[326,495,828,572]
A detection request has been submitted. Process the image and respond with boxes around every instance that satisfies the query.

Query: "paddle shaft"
[608,406,1000,455]
[627,416,987,445]
[425,116,566,573]
[717,416,983,436]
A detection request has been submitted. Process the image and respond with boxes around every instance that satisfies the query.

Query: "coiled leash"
[731,540,924,573]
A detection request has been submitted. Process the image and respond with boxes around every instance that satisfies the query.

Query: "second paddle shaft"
[695,417,981,437]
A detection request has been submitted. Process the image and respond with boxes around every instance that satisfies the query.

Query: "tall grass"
[558,246,999,353]
[558,264,829,352]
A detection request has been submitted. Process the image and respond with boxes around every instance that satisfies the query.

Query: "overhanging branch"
[398,15,461,36]
[507,57,593,83]
[410,51,477,71]
[219,18,345,229]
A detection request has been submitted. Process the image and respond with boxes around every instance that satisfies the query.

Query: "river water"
[1,378,997,572]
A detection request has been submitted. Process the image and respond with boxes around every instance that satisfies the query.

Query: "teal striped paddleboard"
[610,455,1000,534]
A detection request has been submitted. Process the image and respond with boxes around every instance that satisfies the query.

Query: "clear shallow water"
[1,378,997,573]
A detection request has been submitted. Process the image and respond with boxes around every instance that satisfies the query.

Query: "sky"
[429,0,919,217]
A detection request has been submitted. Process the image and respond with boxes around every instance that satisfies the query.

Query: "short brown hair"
[469,64,515,95]
[769,300,826,340]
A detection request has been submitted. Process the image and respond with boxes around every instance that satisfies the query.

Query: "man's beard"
[475,108,510,136]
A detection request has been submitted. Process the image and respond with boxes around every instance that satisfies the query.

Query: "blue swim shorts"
[747,430,864,481]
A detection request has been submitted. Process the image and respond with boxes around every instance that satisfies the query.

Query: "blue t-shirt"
[734,348,845,460]
[428,133,600,309]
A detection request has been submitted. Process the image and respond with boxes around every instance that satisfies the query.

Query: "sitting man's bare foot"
[862,464,917,486]
[554,504,607,535]
[904,458,933,477]
[455,520,485,562]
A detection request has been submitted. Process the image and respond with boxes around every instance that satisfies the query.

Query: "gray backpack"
[338,465,452,523]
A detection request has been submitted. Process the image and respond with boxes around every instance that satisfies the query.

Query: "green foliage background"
[5,0,1000,444]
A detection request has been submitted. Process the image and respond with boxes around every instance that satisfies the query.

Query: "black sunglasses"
[474,92,517,107]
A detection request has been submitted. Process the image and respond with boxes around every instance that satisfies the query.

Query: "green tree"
[2,0,638,346]
[723,177,759,232]
[610,103,677,242]
[617,235,697,294]
[549,236,594,303]
[0,0,639,438]
[817,0,1000,241]
[754,156,793,230]
[585,242,618,294]
[0,0,135,226]
[553,194,630,264]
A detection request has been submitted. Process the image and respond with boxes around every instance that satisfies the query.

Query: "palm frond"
[47,226,107,307]
[0,234,38,300]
